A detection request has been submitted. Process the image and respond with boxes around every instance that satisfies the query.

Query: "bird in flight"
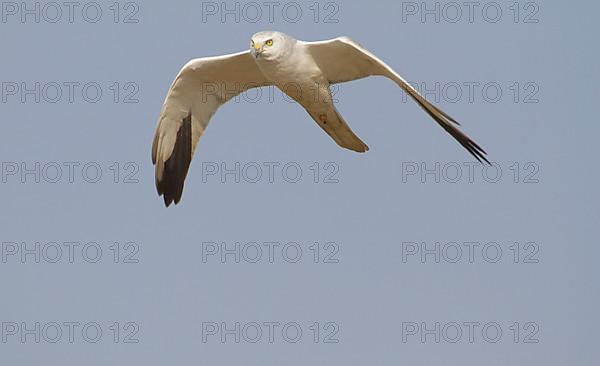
[152,31,489,206]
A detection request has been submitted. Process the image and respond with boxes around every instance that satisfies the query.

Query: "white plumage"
[152,31,489,206]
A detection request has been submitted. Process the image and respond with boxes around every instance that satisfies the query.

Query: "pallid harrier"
[152,31,489,206]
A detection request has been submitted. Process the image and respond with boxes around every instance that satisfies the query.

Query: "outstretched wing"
[304,37,490,164]
[152,51,270,206]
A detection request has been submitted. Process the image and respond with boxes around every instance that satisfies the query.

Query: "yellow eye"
[266,39,274,46]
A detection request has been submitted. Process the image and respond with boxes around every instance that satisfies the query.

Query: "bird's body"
[152,31,489,206]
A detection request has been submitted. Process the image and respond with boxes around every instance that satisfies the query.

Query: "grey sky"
[0,0,598,365]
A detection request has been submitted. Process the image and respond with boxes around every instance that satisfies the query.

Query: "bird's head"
[250,31,294,61]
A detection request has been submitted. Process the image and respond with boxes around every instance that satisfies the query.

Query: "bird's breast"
[256,50,322,86]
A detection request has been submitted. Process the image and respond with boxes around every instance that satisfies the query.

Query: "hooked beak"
[252,42,263,58]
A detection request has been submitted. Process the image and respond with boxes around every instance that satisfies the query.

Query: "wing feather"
[152,51,270,206]
[305,38,490,164]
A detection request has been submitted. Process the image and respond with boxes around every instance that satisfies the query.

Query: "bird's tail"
[307,106,369,153]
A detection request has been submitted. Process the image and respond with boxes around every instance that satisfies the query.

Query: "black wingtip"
[163,194,174,207]
[155,113,193,207]
[412,96,490,165]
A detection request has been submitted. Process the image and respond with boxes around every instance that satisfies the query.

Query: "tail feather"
[308,106,369,153]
